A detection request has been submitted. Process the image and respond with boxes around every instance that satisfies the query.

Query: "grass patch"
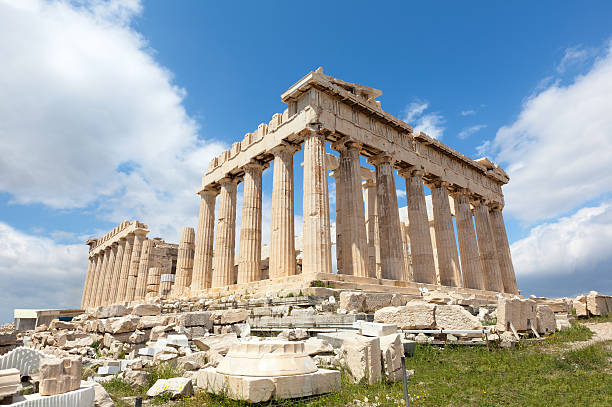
[544,322,593,344]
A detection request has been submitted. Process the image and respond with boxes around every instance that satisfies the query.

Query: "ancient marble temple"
[82,69,518,308]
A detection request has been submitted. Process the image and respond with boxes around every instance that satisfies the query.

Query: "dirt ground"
[571,322,612,350]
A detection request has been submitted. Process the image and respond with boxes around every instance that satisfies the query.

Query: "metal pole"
[135,397,142,407]
[401,356,410,406]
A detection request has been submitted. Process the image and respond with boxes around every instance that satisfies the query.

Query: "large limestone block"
[137,315,174,330]
[573,296,588,317]
[193,333,238,355]
[215,309,248,325]
[339,291,365,312]
[272,369,340,399]
[363,293,394,312]
[374,301,436,329]
[340,335,382,384]
[49,320,75,331]
[354,321,397,337]
[587,291,610,316]
[177,312,213,329]
[536,305,556,334]
[146,377,194,398]
[304,337,333,356]
[0,368,20,397]
[96,304,128,319]
[93,382,115,407]
[197,367,275,403]
[379,333,403,382]
[556,314,572,330]
[131,304,161,316]
[435,305,483,330]
[496,298,536,332]
[107,316,140,334]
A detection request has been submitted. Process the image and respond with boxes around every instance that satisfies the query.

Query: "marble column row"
[82,231,150,309]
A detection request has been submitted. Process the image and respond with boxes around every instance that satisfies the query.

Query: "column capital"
[331,136,363,153]
[397,167,425,179]
[242,159,269,173]
[134,229,148,237]
[362,178,376,189]
[198,186,220,198]
[425,178,451,190]
[299,122,324,139]
[218,174,242,186]
[469,195,488,207]
[367,153,395,167]
[449,187,470,198]
[269,142,300,157]
[488,201,504,211]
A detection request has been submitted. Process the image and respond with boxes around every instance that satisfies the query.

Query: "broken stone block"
[340,335,381,384]
[193,333,238,355]
[98,365,120,375]
[374,301,436,329]
[96,304,128,319]
[131,304,161,316]
[0,368,21,398]
[137,315,174,330]
[277,328,308,341]
[146,377,194,398]
[166,334,189,348]
[49,320,75,331]
[354,321,397,337]
[379,333,403,382]
[176,351,207,371]
[555,314,572,330]
[435,305,483,330]
[177,311,212,329]
[573,296,588,317]
[587,291,610,316]
[219,309,248,325]
[304,337,333,356]
[496,298,536,332]
[107,316,139,334]
[536,305,556,334]
[363,293,394,312]
[339,291,365,312]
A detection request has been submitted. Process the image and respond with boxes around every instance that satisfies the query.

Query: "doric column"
[192,188,218,291]
[125,230,146,302]
[212,176,239,287]
[134,239,153,300]
[116,233,134,301]
[237,161,266,283]
[146,267,162,299]
[429,180,462,287]
[100,244,117,305]
[363,179,380,278]
[173,227,196,294]
[452,190,484,290]
[332,170,344,274]
[81,258,94,309]
[302,129,332,274]
[106,238,126,304]
[87,253,102,308]
[269,144,299,279]
[400,169,437,284]
[489,205,518,294]
[401,222,412,280]
[333,139,369,277]
[159,274,174,297]
[368,154,405,281]
[93,249,110,307]
[82,255,96,308]
[472,199,504,292]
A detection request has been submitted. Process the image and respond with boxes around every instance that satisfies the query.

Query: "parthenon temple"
[81,68,518,308]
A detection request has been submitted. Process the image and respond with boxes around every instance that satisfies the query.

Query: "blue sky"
[1,0,612,323]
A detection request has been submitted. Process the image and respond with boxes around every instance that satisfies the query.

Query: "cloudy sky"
[1,1,611,322]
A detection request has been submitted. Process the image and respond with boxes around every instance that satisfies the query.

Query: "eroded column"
[212,176,239,287]
[134,239,153,300]
[401,222,412,280]
[87,253,103,308]
[81,258,94,309]
[400,169,437,284]
[332,170,344,274]
[363,179,380,278]
[93,249,110,307]
[146,267,162,299]
[302,129,332,274]
[489,206,519,294]
[238,162,266,283]
[269,144,299,279]
[100,244,117,305]
[473,199,503,292]
[125,230,146,302]
[334,140,369,277]
[106,238,126,304]
[192,188,218,291]
[368,154,405,281]
[429,180,461,287]
[173,227,196,294]
[452,190,484,290]
[116,233,134,301]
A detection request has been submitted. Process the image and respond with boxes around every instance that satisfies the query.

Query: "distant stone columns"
[302,129,332,274]
[472,199,504,292]
[212,176,240,287]
[452,190,484,290]
[400,169,437,284]
[106,239,126,305]
[400,223,412,280]
[125,231,146,302]
[237,161,266,283]
[100,243,117,305]
[116,233,134,301]
[368,154,405,281]
[81,257,95,308]
[88,253,103,308]
[134,239,153,300]
[333,139,369,278]
[192,188,218,291]
[429,180,462,287]
[146,267,162,298]
[93,249,110,307]
[269,144,299,279]
[363,179,380,278]
[489,206,518,294]
[173,227,196,295]
[332,170,345,274]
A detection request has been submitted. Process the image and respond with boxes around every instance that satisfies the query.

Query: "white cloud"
[511,202,612,278]
[460,109,476,116]
[0,0,226,242]
[487,40,612,223]
[0,222,87,323]
[557,46,589,73]
[404,101,445,139]
[458,124,487,140]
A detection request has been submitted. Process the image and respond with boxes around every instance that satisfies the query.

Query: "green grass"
[105,319,612,407]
